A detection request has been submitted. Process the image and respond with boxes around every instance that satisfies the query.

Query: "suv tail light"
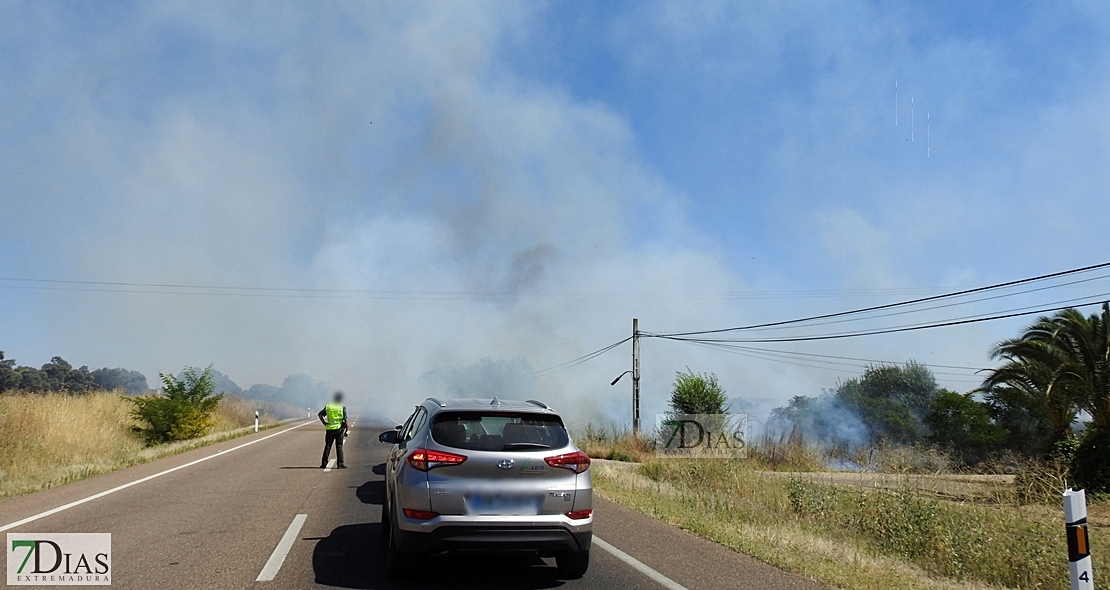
[566,509,592,520]
[403,509,439,520]
[544,451,591,473]
[407,448,467,471]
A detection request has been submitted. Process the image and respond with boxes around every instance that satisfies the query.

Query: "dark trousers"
[321,428,345,467]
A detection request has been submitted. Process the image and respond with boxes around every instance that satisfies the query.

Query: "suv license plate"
[465,494,543,515]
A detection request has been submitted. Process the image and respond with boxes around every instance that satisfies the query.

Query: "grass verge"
[593,458,1083,590]
[0,391,300,501]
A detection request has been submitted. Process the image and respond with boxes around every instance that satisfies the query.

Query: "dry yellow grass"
[209,393,286,432]
[0,390,291,500]
[576,423,656,463]
[593,459,1081,590]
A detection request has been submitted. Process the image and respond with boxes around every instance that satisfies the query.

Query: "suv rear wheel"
[385,512,415,579]
[556,549,589,579]
[379,500,389,537]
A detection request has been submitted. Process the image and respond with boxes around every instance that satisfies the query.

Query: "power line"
[528,264,1110,387]
[712,272,1110,334]
[683,342,988,373]
[649,298,1110,344]
[531,337,631,377]
[647,290,1110,343]
[1,275,1088,302]
[650,261,1110,337]
[526,266,1110,387]
[679,340,983,383]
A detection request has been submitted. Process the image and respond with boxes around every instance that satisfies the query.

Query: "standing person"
[318,391,348,469]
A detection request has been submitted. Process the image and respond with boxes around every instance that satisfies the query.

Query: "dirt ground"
[760,470,1015,501]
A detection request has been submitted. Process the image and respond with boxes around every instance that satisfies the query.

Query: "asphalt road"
[0,422,828,589]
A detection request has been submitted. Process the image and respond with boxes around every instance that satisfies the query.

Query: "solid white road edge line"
[324,458,337,472]
[0,420,315,533]
[256,513,308,582]
[593,536,688,590]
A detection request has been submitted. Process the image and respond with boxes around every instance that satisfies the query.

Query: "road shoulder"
[0,420,314,531]
[593,495,831,590]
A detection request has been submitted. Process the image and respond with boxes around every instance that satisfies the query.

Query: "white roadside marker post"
[1065,488,1095,590]
[255,410,260,433]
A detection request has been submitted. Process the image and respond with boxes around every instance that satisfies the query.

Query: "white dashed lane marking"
[594,536,689,590]
[256,513,308,582]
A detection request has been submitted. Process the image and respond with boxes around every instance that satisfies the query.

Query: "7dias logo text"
[7,533,111,586]
[655,414,749,458]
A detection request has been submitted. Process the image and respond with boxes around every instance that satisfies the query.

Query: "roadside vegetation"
[594,458,1084,590]
[586,305,1110,482]
[583,305,1110,590]
[130,366,226,444]
[0,382,297,500]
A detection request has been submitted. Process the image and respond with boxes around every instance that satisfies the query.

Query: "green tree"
[979,305,1110,491]
[925,390,1007,464]
[984,305,1109,431]
[834,362,941,445]
[0,351,16,392]
[980,325,1080,446]
[983,384,1056,457]
[669,368,729,415]
[1051,304,1110,430]
[130,366,224,444]
[15,366,46,391]
[40,356,73,390]
[37,357,96,393]
[91,367,149,394]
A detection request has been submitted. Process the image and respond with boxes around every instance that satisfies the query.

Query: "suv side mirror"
[379,430,399,444]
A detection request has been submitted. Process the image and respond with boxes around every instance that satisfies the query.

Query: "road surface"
[0,422,828,589]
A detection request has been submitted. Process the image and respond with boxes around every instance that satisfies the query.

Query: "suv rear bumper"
[394,525,592,555]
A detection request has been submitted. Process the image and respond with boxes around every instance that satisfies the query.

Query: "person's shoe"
[337,464,347,469]
[320,464,327,469]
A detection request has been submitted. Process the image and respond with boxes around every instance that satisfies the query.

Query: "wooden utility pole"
[632,317,640,435]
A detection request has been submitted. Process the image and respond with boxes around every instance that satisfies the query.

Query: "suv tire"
[385,516,415,579]
[379,500,390,537]
[556,549,589,579]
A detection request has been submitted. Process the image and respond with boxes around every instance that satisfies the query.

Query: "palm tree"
[1050,304,1110,430]
[981,304,1110,437]
[981,337,1077,444]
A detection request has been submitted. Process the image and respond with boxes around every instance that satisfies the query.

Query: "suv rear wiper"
[502,442,551,449]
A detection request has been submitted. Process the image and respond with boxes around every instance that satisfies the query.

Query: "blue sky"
[1,2,1108,422]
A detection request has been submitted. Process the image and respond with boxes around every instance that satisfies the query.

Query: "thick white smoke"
[2,2,1108,429]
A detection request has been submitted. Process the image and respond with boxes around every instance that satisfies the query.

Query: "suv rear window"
[431,411,570,452]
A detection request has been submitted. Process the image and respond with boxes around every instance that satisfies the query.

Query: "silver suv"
[377,397,593,579]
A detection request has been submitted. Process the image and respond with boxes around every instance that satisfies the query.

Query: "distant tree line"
[190,367,332,410]
[0,352,330,410]
[0,351,149,394]
[767,304,1110,492]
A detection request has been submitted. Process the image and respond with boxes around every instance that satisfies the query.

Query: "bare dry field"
[758,470,1014,501]
[592,457,1101,589]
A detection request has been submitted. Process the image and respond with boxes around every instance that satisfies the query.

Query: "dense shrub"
[669,368,729,415]
[130,366,224,444]
[1072,427,1110,495]
[925,390,1007,464]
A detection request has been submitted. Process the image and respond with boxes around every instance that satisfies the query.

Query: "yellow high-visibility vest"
[324,403,345,430]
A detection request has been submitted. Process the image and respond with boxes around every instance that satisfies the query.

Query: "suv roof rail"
[525,399,551,410]
[426,397,446,407]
